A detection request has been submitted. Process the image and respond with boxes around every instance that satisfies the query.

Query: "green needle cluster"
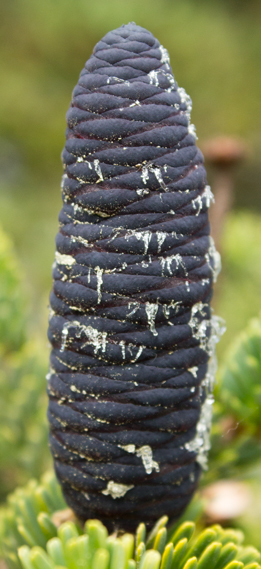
[219,315,261,431]
[208,314,261,481]
[1,473,260,569]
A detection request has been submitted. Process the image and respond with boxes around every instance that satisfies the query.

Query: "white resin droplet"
[55,252,76,266]
[76,156,93,169]
[178,86,192,121]
[60,174,68,191]
[93,159,104,182]
[185,303,225,470]
[204,185,215,208]
[125,230,152,254]
[206,236,222,283]
[145,302,158,336]
[102,481,134,499]
[189,302,210,352]
[208,314,226,359]
[119,340,126,360]
[189,366,198,378]
[185,394,214,470]
[127,301,140,317]
[130,345,144,363]
[141,165,167,189]
[71,235,89,247]
[95,266,103,304]
[136,445,160,474]
[49,308,55,321]
[148,70,160,86]
[60,321,107,355]
[136,188,150,196]
[192,185,215,216]
[163,304,170,319]
[107,76,130,86]
[119,444,136,454]
[160,253,187,277]
[141,166,149,185]
[162,300,181,322]
[46,367,55,381]
[129,100,141,107]
[188,124,198,139]
[152,167,166,189]
[61,325,69,352]
[159,45,170,66]
[156,231,168,253]
[119,444,160,475]
[164,72,176,92]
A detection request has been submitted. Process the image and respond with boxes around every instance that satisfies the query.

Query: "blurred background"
[0,0,261,550]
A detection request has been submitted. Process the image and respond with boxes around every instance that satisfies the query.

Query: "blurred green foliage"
[0,341,50,500]
[0,225,51,501]
[0,226,26,353]
[1,472,260,569]
[215,212,261,355]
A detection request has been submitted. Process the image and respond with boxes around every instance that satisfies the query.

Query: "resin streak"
[47,23,223,531]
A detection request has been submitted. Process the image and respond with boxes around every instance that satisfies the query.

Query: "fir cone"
[47,22,224,532]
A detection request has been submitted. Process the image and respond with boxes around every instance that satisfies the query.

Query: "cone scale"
[47,23,223,531]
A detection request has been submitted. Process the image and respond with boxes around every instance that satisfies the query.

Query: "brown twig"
[201,137,247,250]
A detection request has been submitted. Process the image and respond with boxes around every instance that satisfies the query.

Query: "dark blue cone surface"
[47,23,221,531]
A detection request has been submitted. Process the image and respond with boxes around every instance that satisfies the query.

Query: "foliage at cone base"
[0,472,260,569]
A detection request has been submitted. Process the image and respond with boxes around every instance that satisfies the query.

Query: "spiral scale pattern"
[47,23,223,531]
